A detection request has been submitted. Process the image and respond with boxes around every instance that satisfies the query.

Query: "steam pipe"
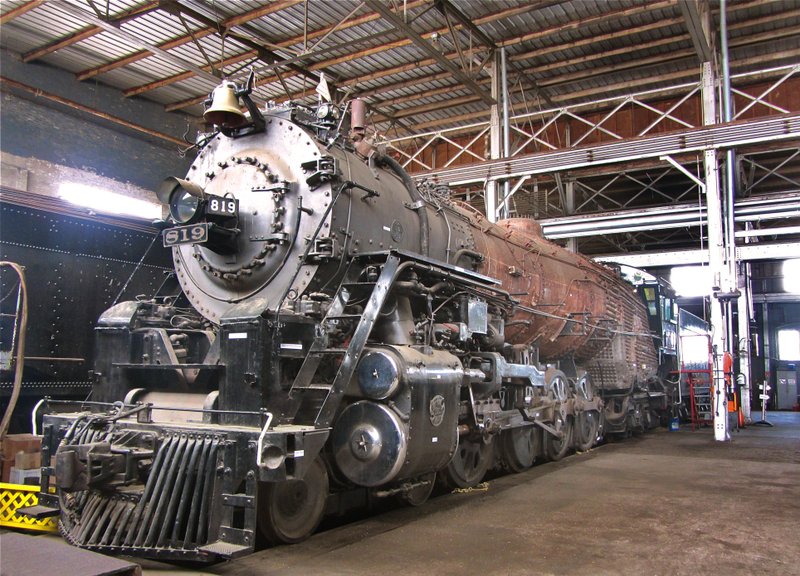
[376,154,430,257]
[501,47,511,219]
[720,0,738,351]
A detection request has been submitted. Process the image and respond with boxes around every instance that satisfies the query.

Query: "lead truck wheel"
[258,456,329,545]
[398,472,436,506]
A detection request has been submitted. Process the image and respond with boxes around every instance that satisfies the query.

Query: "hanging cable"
[0,261,28,445]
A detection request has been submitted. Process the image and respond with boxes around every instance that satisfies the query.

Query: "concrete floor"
[133,411,800,576]
[9,412,799,575]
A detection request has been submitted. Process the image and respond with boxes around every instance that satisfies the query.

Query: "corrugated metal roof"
[0,0,797,138]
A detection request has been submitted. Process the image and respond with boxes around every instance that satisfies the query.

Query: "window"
[784,259,800,294]
[777,329,800,361]
[59,182,161,220]
[670,266,711,298]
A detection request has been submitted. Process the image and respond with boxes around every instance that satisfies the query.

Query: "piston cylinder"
[333,345,462,486]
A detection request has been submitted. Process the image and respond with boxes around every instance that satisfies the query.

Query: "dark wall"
[0,195,178,434]
[1,48,195,190]
[0,199,175,391]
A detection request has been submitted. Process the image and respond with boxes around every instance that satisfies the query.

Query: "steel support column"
[702,61,730,442]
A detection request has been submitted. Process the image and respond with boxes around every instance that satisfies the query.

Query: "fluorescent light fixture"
[670,265,711,298]
[58,182,161,220]
[783,259,800,294]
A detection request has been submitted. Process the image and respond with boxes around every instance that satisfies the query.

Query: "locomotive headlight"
[157,176,205,224]
[169,190,201,224]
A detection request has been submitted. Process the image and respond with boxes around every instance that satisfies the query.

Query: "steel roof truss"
[363,0,495,106]
[734,64,799,120]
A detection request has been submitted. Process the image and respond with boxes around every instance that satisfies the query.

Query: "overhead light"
[58,182,162,220]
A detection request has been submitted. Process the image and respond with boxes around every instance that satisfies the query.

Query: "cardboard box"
[2,434,41,458]
[14,450,41,470]
[1,458,14,483]
[2,434,42,482]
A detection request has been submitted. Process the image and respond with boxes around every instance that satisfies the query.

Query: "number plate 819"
[163,223,209,247]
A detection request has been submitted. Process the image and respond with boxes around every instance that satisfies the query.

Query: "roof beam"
[0,0,45,25]
[536,26,798,89]
[124,50,258,98]
[407,51,800,132]
[53,0,222,85]
[77,27,216,81]
[160,0,320,83]
[336,24,796,129]
[433,0,495,49]
[75,0,302,81]
[499,0,676,48]
[21,1,159,63]
[678,0,714,63]
[117,0,428,98]
[246,3,533,95]
[159,3,532,110]
[510,0,776,64]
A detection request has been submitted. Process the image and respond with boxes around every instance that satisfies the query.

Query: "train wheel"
[502,426,539,472]
[258,456,329,545]
[399,472,436,506]
[543,413,573,461]
[573,411,600,451]
[441,436,493,489]
[573,372,599,451]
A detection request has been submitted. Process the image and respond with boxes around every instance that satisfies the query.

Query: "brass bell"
[204,81,246,128]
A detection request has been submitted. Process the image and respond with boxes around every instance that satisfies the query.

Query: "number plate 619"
[163,223,209,247]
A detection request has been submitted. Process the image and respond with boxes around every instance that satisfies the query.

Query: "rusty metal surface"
[461,210,657,388]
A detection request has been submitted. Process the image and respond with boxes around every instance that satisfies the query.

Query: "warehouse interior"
[0,1,798,574]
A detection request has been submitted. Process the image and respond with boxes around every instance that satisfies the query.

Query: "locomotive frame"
[26,81,678,562]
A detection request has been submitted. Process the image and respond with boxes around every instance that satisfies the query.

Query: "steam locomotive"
[29,79,678,561]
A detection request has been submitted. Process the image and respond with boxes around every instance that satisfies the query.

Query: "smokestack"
[351,98,366,136]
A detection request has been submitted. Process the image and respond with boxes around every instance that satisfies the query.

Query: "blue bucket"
[669,417,680,431]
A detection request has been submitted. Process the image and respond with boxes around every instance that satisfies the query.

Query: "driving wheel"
[573,373,600,451]
[440,436,493,490]
[502,426,539,472]
[573,410,600,451]
[543,412,573,461]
